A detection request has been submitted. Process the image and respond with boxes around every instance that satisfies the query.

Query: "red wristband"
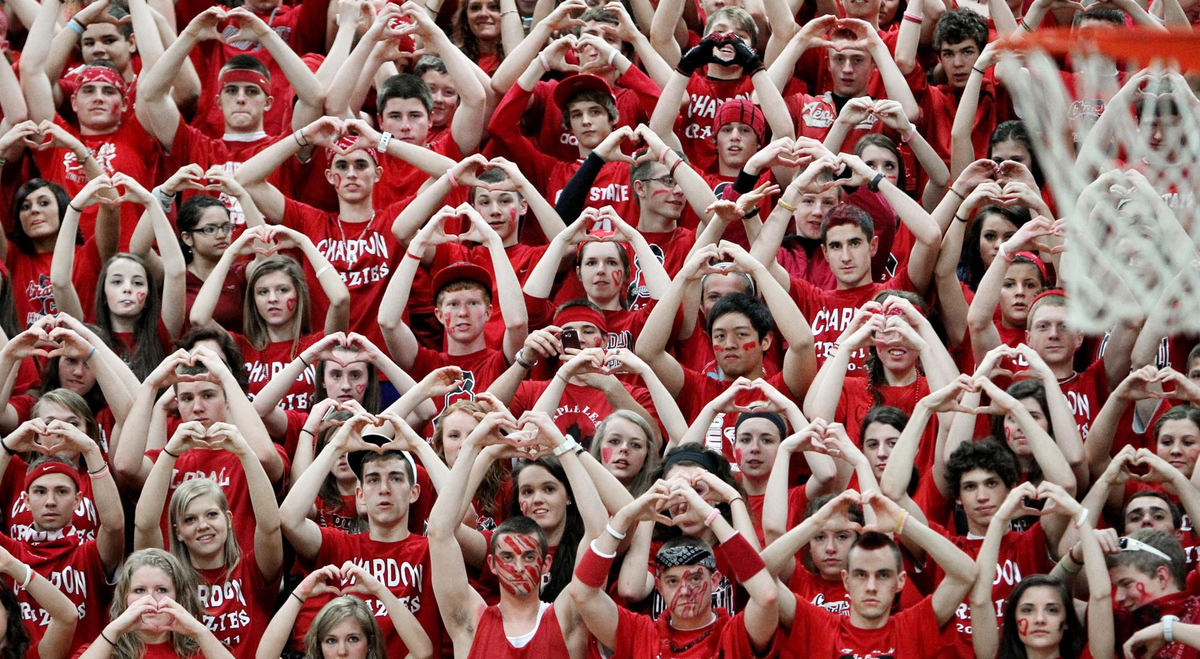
[719,532,766,583]
[575,541,616,588]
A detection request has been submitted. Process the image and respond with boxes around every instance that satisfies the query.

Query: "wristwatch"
[1164,615,1180,643]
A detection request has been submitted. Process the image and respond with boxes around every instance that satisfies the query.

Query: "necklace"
[662,613,718,654]
[336,211,376,249]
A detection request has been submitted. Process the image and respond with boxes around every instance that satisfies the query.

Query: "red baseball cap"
[553,74,615,111]
[714,98,766,143]
[431,261,493,296]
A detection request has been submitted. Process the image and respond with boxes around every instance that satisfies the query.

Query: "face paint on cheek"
[741,341,757,351]
[1017,618,1030,637]
[136,292,147,303]
[354,384,366,395]
[286,298,296,311]
[519,499,531,515]
[713,344,725,353]
[1134,581,1149,605]
[650,188,670,197]
[666,568,709,616]
[601,446,614,464]
[734,447,744,464]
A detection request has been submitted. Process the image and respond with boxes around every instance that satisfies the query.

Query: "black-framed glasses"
[641,175,678,188]
[187,223,233,237]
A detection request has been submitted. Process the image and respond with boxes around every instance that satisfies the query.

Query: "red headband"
[327,135,379,164]
[73,66,126,98]
[1010,251,1049,282]
[218,68,269,93]
[554,306,608,334]
[1029,288,1067,310]
[25,461,81,493]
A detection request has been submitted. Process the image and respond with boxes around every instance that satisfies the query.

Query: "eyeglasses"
[1119,536,1174,562]
[187,223,233,237]
[642,175,678,188]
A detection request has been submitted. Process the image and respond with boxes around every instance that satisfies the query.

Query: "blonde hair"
[109,549,204,659]
[590,410,661,495]
[168,478,241,578]
[304,596,385,659]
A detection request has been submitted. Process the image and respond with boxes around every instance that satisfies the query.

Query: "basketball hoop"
[993,26,1200,333]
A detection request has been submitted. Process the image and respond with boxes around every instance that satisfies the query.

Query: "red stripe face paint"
[666,567,710,618]
[734,447,744,464]
[741,341,758,351]
[713,344,726,352]
[650,188,670,197]
[494,534,542,596]
[601,446,614,464]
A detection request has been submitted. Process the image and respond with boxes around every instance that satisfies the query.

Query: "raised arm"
[0,543,77,659]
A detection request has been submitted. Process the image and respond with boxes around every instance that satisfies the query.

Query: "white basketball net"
[1001,48,1200,334]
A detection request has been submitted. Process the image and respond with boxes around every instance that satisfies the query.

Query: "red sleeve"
[281,197,328,233]
[613,607,659,657]
[289,0,333,55]
[486,84,555,183]
[787,275,825,318]
[615,65,662,119]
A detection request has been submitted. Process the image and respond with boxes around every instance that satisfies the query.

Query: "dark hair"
[313,357,379,412]
[10,178,72,255]
[989,379,1050,484]
[175,325,249,393]
[933,8,989,51]
[509,458,581,602]
[651,443,744,541]
[176,195,229,264]
[376,74,433,116]
[846,530,902,571]
[960,205,1033,290]
[946,439,1019,498]
[414,55,448,76]
[559,89,619,132]
[990,121,1044,186]
[801,492,864,574]
[0,586,29,659]
[1153,404,1200,441]
[472,167,524,204]
[998,575,1085,659]
[40,326,108,414]
[314,409,360,526]
[860,406,920,496]
[854,133,907,190]
[88,3,133,39]
[220,54,271,80]
[577,241,631,309]
[1122,491,1183,534]
[706,293,773,342]
[490,515,549,557]
[1073,6,1126,26]
[863,290,929,403]
[821,203,875,243]
[95,253,163,379]
[452,0,506,63]
[358,450,416,485]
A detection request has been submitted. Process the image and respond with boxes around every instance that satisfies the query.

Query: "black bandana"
[655,543,717,570]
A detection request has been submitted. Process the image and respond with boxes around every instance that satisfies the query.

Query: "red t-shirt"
[233,331,320,411]
[527,67,660,163]
[508,379,658,446]
[836,375,939,471]
[786,91,888,145]
[910,69,1003,165]
[782,593,946,657]
[431,241,549,353]
[409,345,511,417]
[675,74,755,174]
[1043,358,1110,441]
[789,272,916,373]
[166,118,278,230]
[292,528,442,659]
[8,242,97,329]
[465,602,571,657]
[0,530,110,651]
[185,263,247,334]
[143,445,289,551]
[375,131,463,210]
[195,550,280,659]
[278,197,409,348]
[933,521,1055,645]
[613,607,761,659]
[31,115,161,245]
[631,227,697,311]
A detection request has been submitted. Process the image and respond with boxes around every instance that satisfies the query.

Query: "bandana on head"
[1011,251,1049,282]
[327,135,379,164]
[655,542,717,570]
[72,66,127,98]
[218,68,270,94]
[24,461,81,493]
[553,305,608,335]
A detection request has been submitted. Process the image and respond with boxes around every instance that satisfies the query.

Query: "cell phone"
[1022,496,1045,511]
[562,328,581,351]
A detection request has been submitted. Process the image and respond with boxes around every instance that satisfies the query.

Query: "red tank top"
[466,602,570,658]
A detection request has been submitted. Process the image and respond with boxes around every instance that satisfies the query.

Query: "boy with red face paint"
[636,241,817,462]
[1108,529,1200,659]
[428,409,603,658]
[379,204,529,416]
[280,413,444,658]
[570,479,779,657]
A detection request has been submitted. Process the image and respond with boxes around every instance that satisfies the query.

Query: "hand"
[540,35,582,74]
[329,413,383,454]
[111,172,154,206]
[559,347,607,378]
[521,326,563,361]
[541,0,588,32]
[577,34,621,74]
[664,479,718,527]
[794,15,840,50]
[1033,481,1083,518]
[954,159,999,192]
[200,422,251,456]
[463,410,518,451]
[861,489,904,534]
[921,375,980,413]
[1153,367,1200,403]
[600,348,649,376]
[71,175,119,209]
[72,0,124,27]
[151,597,209,637]
[37,121,88,155]
[781,419,828,454]
[603,1,639,40]
[837,97,875,126]
[591,125,638,164]
[295,564,346,599]
[1114,365,1165,402]
[224,7,273,44]
[960,181,1003,217]
[1,419,51,454]
[1124,622,1166,658]
[997,482,1043,521]
[788,156,842,195]
[811,489,863,527]
[340,560,389,597]
[416,366,465,398]
[872,99,912,134]
[1134,448,1187,484]
[1000,215,1063,256]
[163,421,209,456]
[617,480,675,526]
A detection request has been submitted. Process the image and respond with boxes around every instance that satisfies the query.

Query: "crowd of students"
[0,0,1195,656]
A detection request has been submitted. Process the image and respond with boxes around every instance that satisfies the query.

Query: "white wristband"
[19,564,33,589]
[552,438,580,457]
[1164,615,1179,643]
[605,522,627,541]
[377,131,392,152]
